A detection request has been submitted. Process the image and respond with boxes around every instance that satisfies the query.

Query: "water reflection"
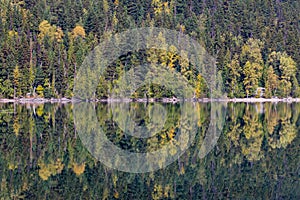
[0,102,298,199]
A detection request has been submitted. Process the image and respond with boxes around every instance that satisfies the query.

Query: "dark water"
[0,102,299,199]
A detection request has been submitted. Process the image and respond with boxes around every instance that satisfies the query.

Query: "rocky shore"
[1,97,300,104]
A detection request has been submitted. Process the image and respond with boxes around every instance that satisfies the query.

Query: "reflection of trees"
[110,103,168,138]
[75,101,198,173]
[226,103,298,162]
[241,109,264,161]
[266,103,297,149]
[0,102,298,198]
[94,102,181,154]
[265,103,279,134]
[0,103,94,198]
[272,121,296,148]
[226,103,245,164]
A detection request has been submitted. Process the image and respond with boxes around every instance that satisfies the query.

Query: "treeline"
[0,0,299,98]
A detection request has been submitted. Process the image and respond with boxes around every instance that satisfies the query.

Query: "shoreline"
[1,97,300,104]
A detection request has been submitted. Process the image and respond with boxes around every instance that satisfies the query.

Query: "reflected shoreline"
[1,97,300,104]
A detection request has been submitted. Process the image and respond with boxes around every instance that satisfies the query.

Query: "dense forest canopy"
[0,0,299,98]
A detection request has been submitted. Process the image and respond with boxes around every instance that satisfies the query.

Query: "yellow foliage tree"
[36,85,44,97]
[71,25,86,39]
[72,162,86,176]
[152,0,172,15]
[114,0,119,6]
[8,30,18,37]
[38,20,64,43]
[265,66,278,97]
[54,27,64,43]
[38,159,64,181]
[38,20,55,40]
[241,39,264,97]
[152,184,164,200]
[152,0,163,15]
[166,45,179,69]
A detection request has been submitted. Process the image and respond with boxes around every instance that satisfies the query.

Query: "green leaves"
[226,54,241,98]
[267,51,298,97]
[265,66,278,98]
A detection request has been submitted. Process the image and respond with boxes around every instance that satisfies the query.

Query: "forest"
[1,1,299,198]
[0,0,299,99]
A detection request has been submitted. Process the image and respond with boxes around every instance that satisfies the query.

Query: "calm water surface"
[0,102,299,199]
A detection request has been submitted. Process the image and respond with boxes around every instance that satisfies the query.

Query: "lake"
[0,102,299,199]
